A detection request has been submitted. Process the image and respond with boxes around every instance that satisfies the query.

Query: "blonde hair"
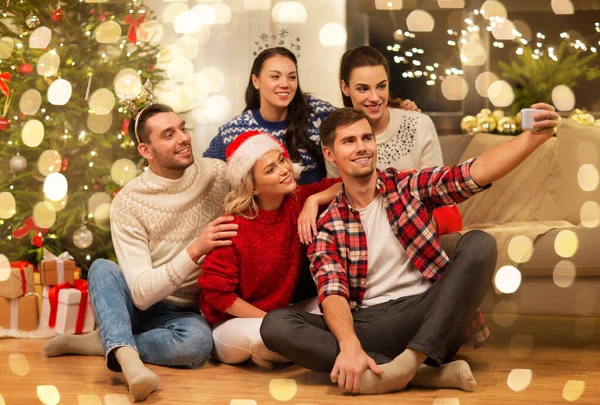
[223,155,296,220]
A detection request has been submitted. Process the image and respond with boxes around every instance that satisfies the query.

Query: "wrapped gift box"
[0,265,35,299]
[0,294,39,331]
[40,286,51,328]
[55,288,95,334]
[39,260,75,286]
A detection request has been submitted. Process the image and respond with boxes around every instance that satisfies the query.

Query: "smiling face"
[252,54,298,113]
[323,118,377,180]
[252,149,297,201]
[138,112,193,178]
[341,65,390,124]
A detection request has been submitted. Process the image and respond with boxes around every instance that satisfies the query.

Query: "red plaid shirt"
[308,158,492,348]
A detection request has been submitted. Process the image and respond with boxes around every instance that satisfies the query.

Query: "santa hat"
[225,130,304,187]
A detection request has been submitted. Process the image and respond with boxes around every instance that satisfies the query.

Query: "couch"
[438,121,600,319]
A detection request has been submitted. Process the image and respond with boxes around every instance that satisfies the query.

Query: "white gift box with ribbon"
[55,288,95,335]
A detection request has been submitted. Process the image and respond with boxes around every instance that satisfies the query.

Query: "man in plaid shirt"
[262,105,559,395]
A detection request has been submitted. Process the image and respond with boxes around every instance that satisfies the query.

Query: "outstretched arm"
[470,103,558,186]
[298,182,342,244]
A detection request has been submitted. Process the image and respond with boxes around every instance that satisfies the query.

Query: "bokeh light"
[406,10,435,32]
[432,399,459,405]
[201,95,232,123]
[491,18,516,40]
[36,50,60,76]
[174,11,202,34]
[138,20,163,44]
[0,36,14,59]
[480,0,507,19]
[507,369,532,392]
[553,260,576,288]
[492,300,519,327]
[19,89,42,115]
[111,159,138,186]
[95,21,122,44]
[29,26,52,49]
[0,254,9,282]
[211,3,232,24]
[580,201,600,228]
[48,79,73,105]
[460,41,487,66]
[163,3,188,24]
[183,72,211,103]
[438,0,464,8]
[552,85,576,111]
[494,265,522,294]
[577,164,599,192]
[319,23,347,47]
[88,192,112,220]
[8,354,30,376]
[0,192,16,219]
[87,113,113,134]
[37,149,62,176]
[269,379,297,401]
[43,173,68,201]
[562,380,585,401]
[103,394,131,405]
[174,35,199,60]
[88,88,116,115]
[22,119,45,147]
[271,1,308,23]
[200,66,225,93]
[552,0,575,15]
[475,72,499,97]
[167,56,194,83]
[508,235,534,264]
[154,79,183,112]
[37,385,60,405]
[509,334,534,359]
[488,80,514,107]
[114,68,142,98]
[554,230,579,258]
[244,0,271,10]
[441,75,469,101]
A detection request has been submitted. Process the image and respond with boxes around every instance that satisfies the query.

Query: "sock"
[114,347,160,402]
[250,354,275,370]
[44,329,104,357]
[359,349,427,395]
[409,360,476,392]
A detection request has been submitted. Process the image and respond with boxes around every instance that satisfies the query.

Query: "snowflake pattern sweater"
[203,95,336,185]
[198,177,340,325]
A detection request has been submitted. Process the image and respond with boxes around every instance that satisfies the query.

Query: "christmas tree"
[0,0,162,274]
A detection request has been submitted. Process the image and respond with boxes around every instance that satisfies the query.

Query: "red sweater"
[198,178,340,325]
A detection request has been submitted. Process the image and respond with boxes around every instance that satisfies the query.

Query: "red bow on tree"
[0,71,11,97]
[125,14,145,43]
[90,9,110,22]
[12,216,49,248]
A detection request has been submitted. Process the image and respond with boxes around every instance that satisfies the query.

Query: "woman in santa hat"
[198,130,341,369]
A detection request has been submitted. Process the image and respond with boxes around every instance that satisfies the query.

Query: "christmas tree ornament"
[52,7,63,23]
[0,116,9,131]
[492,110,505,121]
[26,13,41,29]
[497,116,518,135]
[73,224,93,249]
[19,63,34,75]
[9,153,28,173]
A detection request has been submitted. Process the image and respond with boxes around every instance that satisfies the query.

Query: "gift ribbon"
[43,248,74,284]
[48,279,88,333]
[0,71,10,98]
[125,15,145,43]
[12,217,49,247]
[10,261,33,295]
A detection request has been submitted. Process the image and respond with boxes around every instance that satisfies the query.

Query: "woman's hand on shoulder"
[298,195,319,245]
[400,99,421,112]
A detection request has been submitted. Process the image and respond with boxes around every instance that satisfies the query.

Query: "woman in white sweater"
[331,46,462,235]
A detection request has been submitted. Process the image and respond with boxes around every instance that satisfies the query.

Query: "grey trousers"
[260,230,497,372]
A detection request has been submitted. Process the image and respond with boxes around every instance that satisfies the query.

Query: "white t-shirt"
[356,194,432,309]
[326,108,443,177]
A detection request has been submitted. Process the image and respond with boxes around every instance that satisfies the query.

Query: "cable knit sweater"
[198,177,339,325]
[203,95,336,184]
[110,158,229,310]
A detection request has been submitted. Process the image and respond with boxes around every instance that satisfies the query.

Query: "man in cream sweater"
[44,104,235,402]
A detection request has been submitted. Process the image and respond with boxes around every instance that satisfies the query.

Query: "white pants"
[211,297,321,365]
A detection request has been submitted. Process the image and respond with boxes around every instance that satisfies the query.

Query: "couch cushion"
[537,121,600,225]
[456,133,557,226]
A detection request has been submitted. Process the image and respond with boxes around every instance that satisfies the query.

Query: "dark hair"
[127,103,174,147]
[245,47,324,172]
[339,46,403,109]
[320,107,373,149]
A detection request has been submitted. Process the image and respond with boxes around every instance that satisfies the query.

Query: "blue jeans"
[88,259,213,372]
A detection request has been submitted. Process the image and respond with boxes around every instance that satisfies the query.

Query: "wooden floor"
[1,316,599,405]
